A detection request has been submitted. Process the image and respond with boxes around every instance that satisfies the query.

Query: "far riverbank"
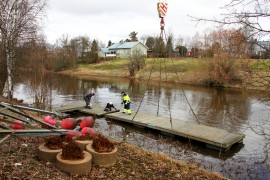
[59,58,255,90]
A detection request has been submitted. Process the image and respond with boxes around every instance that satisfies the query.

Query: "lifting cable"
[170,58,201,124]
[162,58,173,128]
[157,58,162,116]
[159,29,173,128]
[131,58,157,121]
[133,0,194,126]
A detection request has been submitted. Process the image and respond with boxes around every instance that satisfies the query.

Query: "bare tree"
[205,28,249,86]
[191,0,270,93]
[22,37,53,110]
[190,32,202,58]
[190,0,270,37]
[128,50,146,77]
[0,0,46,99]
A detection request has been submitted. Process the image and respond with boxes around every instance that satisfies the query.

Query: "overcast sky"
[43,0,231,46]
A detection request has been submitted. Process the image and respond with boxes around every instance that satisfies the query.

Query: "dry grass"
[60,58,270,91]
[60,58,231,86]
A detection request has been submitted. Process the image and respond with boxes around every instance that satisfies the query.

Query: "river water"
[13,73,270,179]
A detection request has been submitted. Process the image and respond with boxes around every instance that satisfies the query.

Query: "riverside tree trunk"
[0,0,47,99]
[0,49,7,94]
[6,47,15,99]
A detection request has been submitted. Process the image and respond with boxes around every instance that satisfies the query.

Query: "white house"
[253,41,270,58]
[98,41,148,58]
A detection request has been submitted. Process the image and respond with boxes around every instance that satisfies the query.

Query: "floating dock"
[53,101,119,117]
[105,112,245,151]
[53,102,245,151]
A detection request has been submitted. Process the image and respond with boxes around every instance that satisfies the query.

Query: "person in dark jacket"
[104,102,116,112]
[84,92,95,108]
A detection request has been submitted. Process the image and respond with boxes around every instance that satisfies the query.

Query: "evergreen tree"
[178,46,187,57]
[129,31,138,42]
[146,36,155,50]
[165,35,174,57]
[107,40,112,47]
[91,39,99,52]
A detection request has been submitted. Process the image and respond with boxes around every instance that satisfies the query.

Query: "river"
[12,73,270,179]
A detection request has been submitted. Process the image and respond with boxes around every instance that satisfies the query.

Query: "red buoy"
[79,116,95,128]
[10,120,25,129]
[81,127,95,135]
[61,118,76,129]
[44,116,57,126]
[66,130,81,140]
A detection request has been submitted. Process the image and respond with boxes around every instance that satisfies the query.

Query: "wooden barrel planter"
[56,151,92,175]
[37,144,62,162]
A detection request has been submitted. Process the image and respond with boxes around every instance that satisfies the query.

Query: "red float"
[66,130,81,140]
[79,116,95,128]
[61,118,76,129]
[44,116,57,126]
[81,127,95,135]
[10,120,25,129]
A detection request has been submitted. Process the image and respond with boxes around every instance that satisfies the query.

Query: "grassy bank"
[61,59,216,87]
[60,58,270,90]
[61,58,254,87]
[61,58,209,85]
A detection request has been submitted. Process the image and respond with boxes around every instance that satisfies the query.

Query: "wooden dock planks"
[105,112,245,151]
[79,107,119,117]
[53,101,119,117]
[53,101,85,113]
[53,102,244,151]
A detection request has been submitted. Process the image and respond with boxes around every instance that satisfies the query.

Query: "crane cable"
[162,58,173,127]
[170,58,201,124]
[157,58,162,116]
[158,0,200,124]
[131,58,156,121]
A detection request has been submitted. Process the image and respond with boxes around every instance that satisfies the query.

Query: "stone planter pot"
[37,144,62,162]
[56,151,92,175]
[86,143,117,167]
[75,140,92,151]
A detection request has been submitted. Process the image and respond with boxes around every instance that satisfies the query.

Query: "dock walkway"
[53,101,119,117]
[105,112,245,151]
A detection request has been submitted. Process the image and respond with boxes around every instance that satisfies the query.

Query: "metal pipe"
[0,102,57,129]
[11,104,62,117]
[0,129,68,134]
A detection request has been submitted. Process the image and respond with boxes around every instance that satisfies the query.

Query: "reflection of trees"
[194,88,250,131]
[128,79,146,99]
[14,71,54,110]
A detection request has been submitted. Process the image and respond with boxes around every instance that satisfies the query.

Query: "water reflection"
[13,73,270,179]
[195,88,250,131]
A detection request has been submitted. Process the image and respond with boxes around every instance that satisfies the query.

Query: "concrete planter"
[37,144,62,162]
[75,140,93,150]
[56,151,92,175]
[86,143,117,167]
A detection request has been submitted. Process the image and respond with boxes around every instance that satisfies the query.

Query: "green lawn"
[72,57,269,88]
